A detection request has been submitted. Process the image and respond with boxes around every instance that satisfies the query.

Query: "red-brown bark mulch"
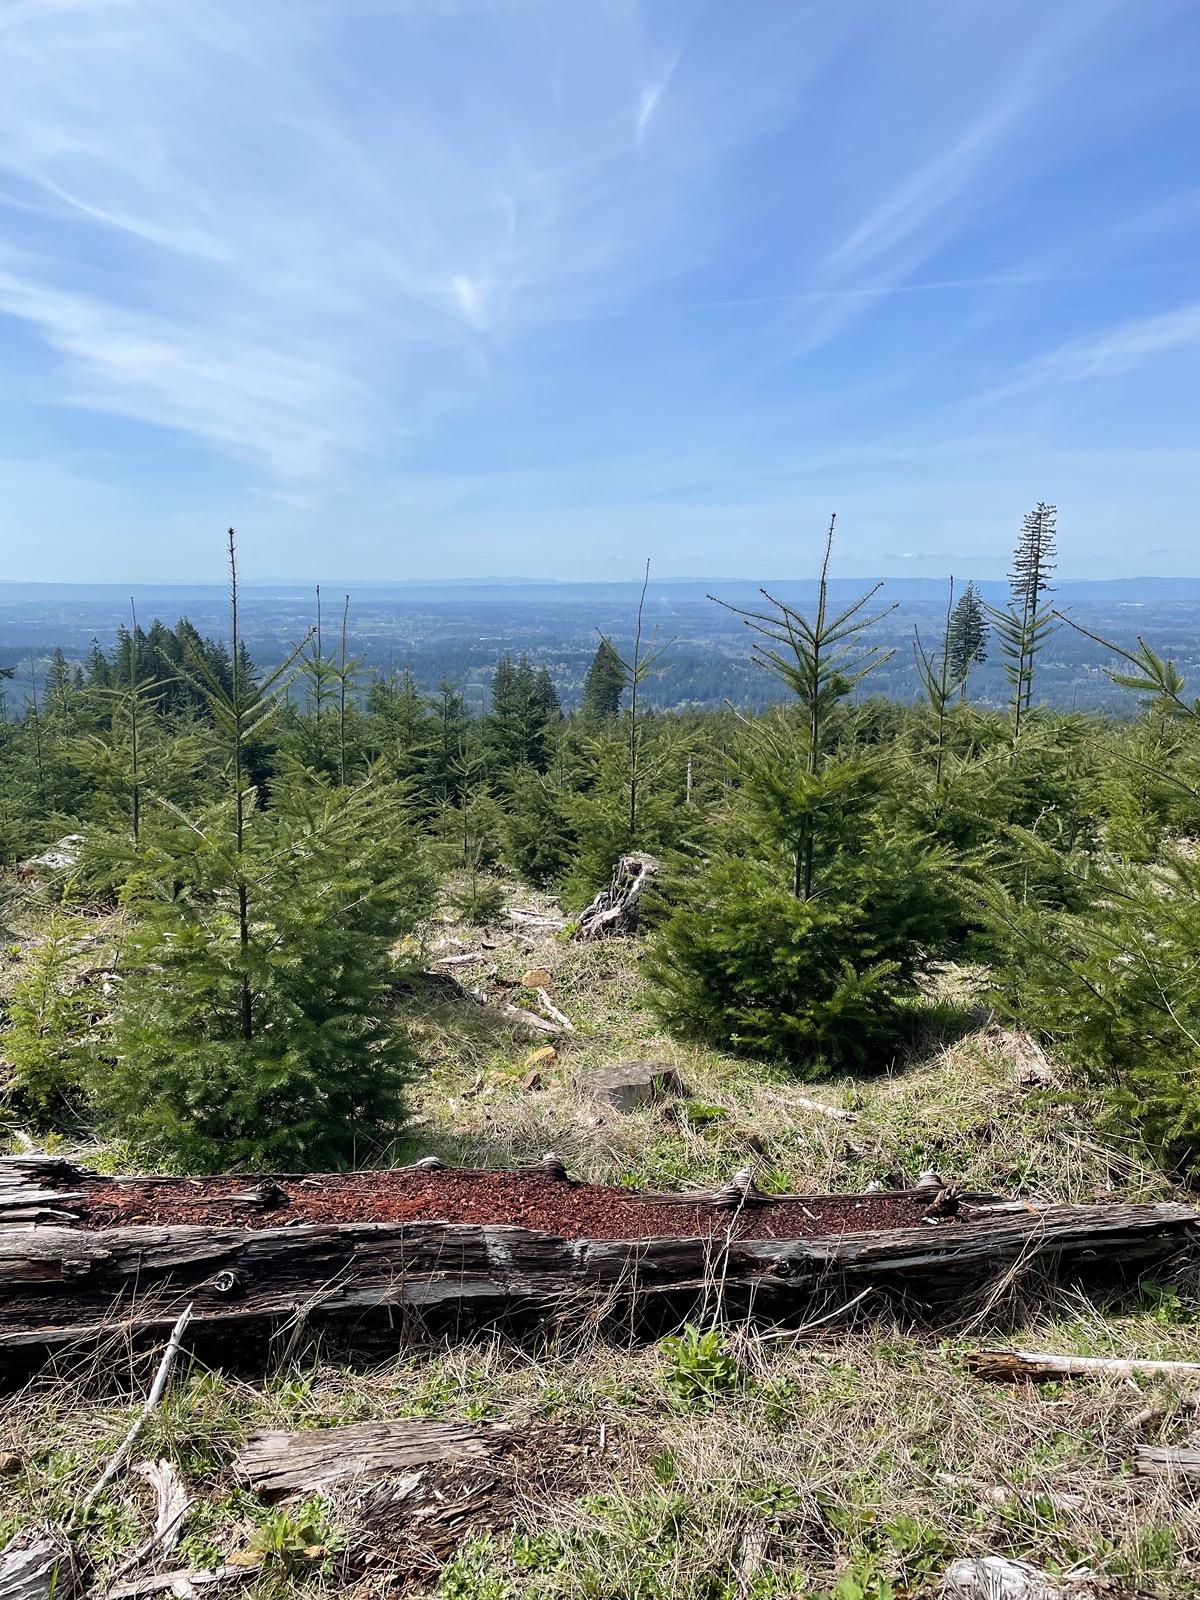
[67,1169,956,1240]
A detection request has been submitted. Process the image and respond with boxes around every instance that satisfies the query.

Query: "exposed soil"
[66,1168,958,1240]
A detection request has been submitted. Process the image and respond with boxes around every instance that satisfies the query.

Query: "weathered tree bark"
[965,1348,1200,1383]
[1,1157,1195,1368]
[236,1420,512,1498]
[418,969,562,1037]
[0,1531,74,1600]
[572,854,659,940]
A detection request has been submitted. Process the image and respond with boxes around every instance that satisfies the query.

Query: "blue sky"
[1,0,1198,582]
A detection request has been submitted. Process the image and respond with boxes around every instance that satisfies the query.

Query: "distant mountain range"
[5,575,1200,606]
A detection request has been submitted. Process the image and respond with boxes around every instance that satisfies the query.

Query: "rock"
[18,833,84,879]
[0,1453,21,1475]
[524,1046,558,1072]
[521,968,553,990]
[581,1061,684,1112]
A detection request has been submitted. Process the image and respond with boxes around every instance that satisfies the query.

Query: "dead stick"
[535,988,574,1033]
[967,1347,1200,1384]
[79,1305,194,1513]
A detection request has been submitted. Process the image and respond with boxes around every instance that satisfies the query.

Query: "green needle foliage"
[101,768,433,1169]
[2,910,94,1124]
[982,624,1200,1171]
[946,579,988,701]
[648,517,956,1070]
[91,531,436,1170]
[988,502,1057,739]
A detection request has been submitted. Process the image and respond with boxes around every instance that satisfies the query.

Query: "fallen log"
[236,1419,512,1498]
[103,1564,249,1599]
[418,970,561,1037]
[1,1158,1196,1367]
[965,1348,1200,1384]
[942,1556,1100,1600]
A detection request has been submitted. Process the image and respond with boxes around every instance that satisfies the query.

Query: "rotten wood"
[104,1462,193,1593]
[103,1565,250,1599]
[419,970,561,1037]
[942,1556,1099,1600]
[503,907,566,931]
[236,1419,513,1498]
[0,1163,1195,1363]
[80,1305,194,1512]
[0,1531,73,1600]
[535,988,574,1033]
[966,1348,1200,1384]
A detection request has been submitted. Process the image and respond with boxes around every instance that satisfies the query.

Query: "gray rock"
[580,1061,684,1112]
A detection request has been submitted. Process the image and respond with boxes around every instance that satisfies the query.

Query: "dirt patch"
[67,1169,955,1240]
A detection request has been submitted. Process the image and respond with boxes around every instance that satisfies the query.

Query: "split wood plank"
[236,1419,512,1498]
[1133,1444,1200,1482]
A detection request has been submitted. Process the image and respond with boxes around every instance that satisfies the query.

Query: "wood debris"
[235,1420,513,1499]
[966,1348,1200,1383]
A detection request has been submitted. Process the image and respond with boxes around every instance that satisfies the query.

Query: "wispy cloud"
[979,301,1200,402]
[788,0,1142,355]
[0,0,808,476]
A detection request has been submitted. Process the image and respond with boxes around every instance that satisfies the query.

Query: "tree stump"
[580,1061,684,1112]
[572,854,659,941]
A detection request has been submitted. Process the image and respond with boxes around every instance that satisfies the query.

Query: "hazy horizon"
[5,572,1200,595]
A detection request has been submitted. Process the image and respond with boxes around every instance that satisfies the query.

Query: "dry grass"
[2,876,1199,1596]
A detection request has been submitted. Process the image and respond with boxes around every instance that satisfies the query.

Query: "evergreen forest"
[3,508,1199,1183]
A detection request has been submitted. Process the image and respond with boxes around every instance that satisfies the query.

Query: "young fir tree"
[989,503,1057,738]
[366,667,436,800]
[99,530,435,1170]
[947,581,988,700]
[912,578,960,797]
[647,516,955,1069]
[977,618,1200,1168]
[2,912,96,1125]
[594,561,673,839]
[486,655,559,773]
[501,767,577,886]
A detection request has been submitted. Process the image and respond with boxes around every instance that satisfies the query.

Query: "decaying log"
[236,1419,512,1498]
[1133,1444,1200,1483]
[534,988,574,1032]
[1,1171,1196,1365]
[572,853,658,941]
[789,1094,855,1124]
[966,1348,1200,1384]
[420,969,562,1037]
[503,907,566,931]
[103,1564,249,1599]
